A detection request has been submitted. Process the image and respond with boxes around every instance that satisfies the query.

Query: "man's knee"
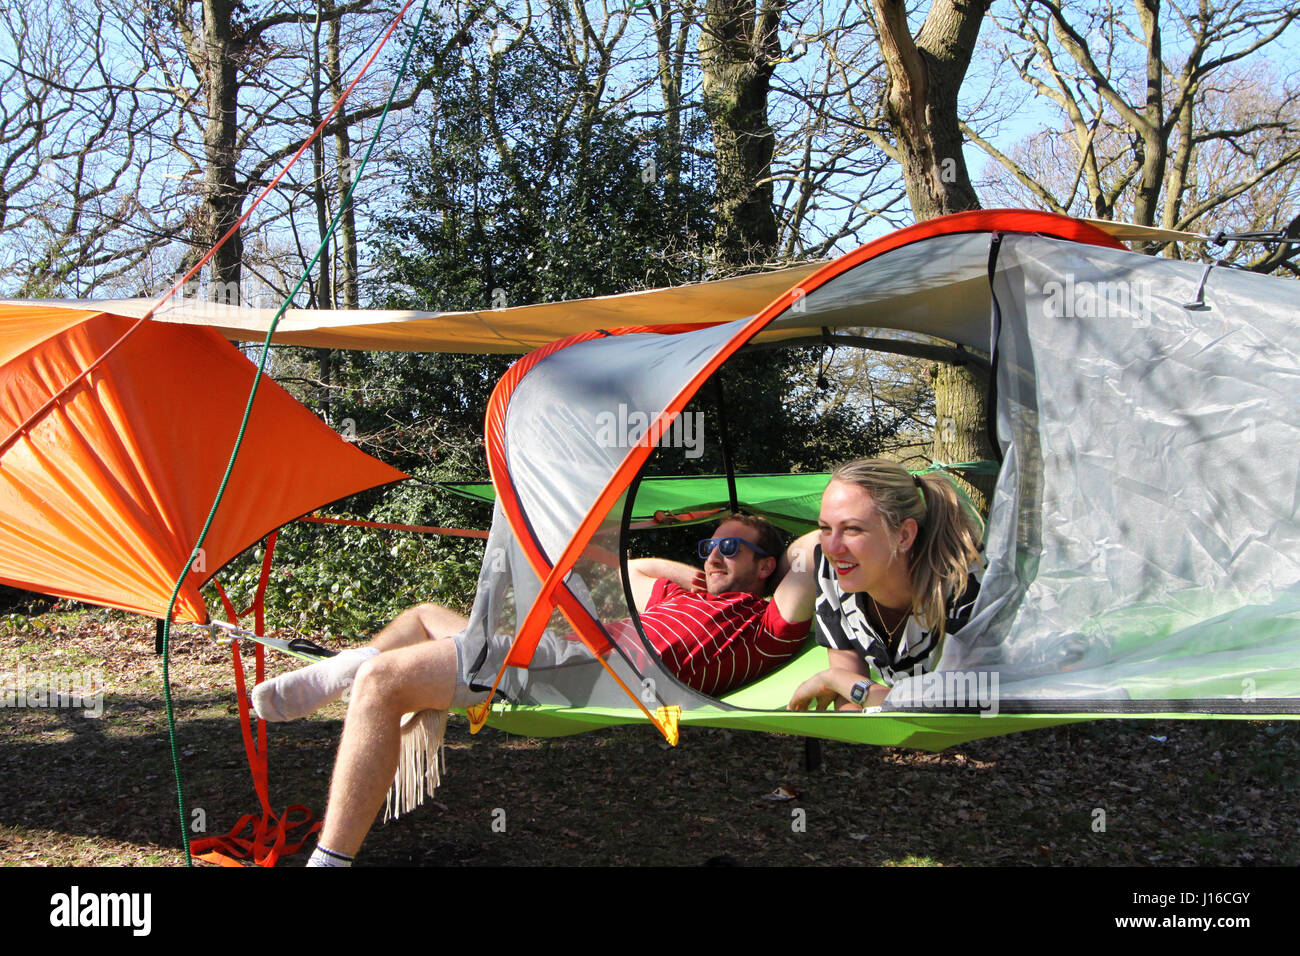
[349,639,458,714]
[409,602,468,641]
[351,651,412,700]
[393,602,441,628]
[349,655,388,706]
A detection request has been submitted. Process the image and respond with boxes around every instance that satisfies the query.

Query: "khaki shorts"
[450,627,597,709]
[450,629,494,709]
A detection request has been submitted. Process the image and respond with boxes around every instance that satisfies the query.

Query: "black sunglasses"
[698,536,770,559]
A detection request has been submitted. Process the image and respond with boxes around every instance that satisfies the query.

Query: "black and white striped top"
[813,545,980,686]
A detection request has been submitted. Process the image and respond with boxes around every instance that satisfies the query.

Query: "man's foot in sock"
[252,647,379,722]
[306,845,354,867]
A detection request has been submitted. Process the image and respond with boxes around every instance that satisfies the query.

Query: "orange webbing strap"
[628,507,724,529]
[192,534,323,866]
[191,637,321,866]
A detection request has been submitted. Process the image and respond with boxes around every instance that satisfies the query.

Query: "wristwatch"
[849,680,873,705]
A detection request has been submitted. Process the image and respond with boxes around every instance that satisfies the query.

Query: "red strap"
[193,535,323,866]
[300,514,488,538]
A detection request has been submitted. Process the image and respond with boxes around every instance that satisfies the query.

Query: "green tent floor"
[478,644,1299,751]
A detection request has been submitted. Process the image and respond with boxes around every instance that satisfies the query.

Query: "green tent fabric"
[480,643,1094,750]
[444,472,829,534]
[441,464,994,536]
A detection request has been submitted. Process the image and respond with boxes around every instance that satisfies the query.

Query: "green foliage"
[373,19,716,311]
[206,518,485,641]
[0,585,55,616]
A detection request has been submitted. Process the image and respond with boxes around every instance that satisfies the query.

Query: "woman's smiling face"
[818,479,915,596]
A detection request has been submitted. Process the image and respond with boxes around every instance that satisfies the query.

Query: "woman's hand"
[788,671,836,711]
[788,668,850,710]
[787,667,882,711]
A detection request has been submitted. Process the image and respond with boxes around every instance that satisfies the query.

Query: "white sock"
[251,647,380,722]
[306,845,354,867]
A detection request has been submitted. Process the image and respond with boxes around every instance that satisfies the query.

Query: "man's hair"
[718,512,786,594]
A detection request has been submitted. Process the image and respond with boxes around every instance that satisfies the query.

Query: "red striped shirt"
[609,580,810,697]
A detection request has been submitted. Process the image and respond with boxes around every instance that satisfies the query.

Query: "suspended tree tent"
[415,208,1300,749]
[4,209,1299,752]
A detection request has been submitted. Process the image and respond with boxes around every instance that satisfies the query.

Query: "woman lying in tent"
[786,459,984,712]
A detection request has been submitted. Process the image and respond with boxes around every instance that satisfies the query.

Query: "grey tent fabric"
[923,236,1300,705]
[465,322,756,715]
[765,230,995,348]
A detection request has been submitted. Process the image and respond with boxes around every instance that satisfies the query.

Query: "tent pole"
[617,469,673,712]
[804,737,823,772]
[711,377,739,512]
[984,233,1006,465]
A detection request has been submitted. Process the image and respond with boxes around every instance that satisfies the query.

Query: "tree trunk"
[191,0,245,300]
[873,0,986,219]
[329,12,360,309]
[650,1,697,201]
[311,9,332,310]
[931,361,991,501]
[874,0,995,513]
[699,0,783,269]
[1131,0,1165,231]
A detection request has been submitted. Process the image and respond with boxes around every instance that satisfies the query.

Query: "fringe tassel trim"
[384,709,448,822]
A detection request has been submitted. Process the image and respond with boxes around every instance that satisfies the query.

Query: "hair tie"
[913,473,926,505]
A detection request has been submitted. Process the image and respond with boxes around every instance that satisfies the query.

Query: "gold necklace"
[869,592,908,653]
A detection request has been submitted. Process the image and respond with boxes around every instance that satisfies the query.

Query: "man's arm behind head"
[626,557,704,612]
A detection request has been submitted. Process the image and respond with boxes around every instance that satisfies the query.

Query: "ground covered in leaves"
[1,607,1297,867]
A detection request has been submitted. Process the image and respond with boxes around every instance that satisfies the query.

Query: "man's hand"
[626,557,704,611]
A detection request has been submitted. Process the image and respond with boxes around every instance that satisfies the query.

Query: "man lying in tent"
[252,513,816,866]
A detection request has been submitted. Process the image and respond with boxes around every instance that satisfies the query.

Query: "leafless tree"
[867,0,991,220]
[834,0,997,511]
[116,0,486,305]
[0,2,174,296]
[973,0,1300,270]
[768,1,905,258]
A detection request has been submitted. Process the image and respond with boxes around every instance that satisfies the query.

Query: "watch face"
[850,681,868,704]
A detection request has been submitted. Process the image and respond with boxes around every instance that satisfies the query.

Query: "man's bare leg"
[369,603,469,653]
[253,603,468,722]
[313,635,460,860]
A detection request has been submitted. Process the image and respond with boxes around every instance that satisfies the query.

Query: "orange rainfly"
[0,304,406,623]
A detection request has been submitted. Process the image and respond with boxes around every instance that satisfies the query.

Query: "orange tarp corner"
[0,305,405,622]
